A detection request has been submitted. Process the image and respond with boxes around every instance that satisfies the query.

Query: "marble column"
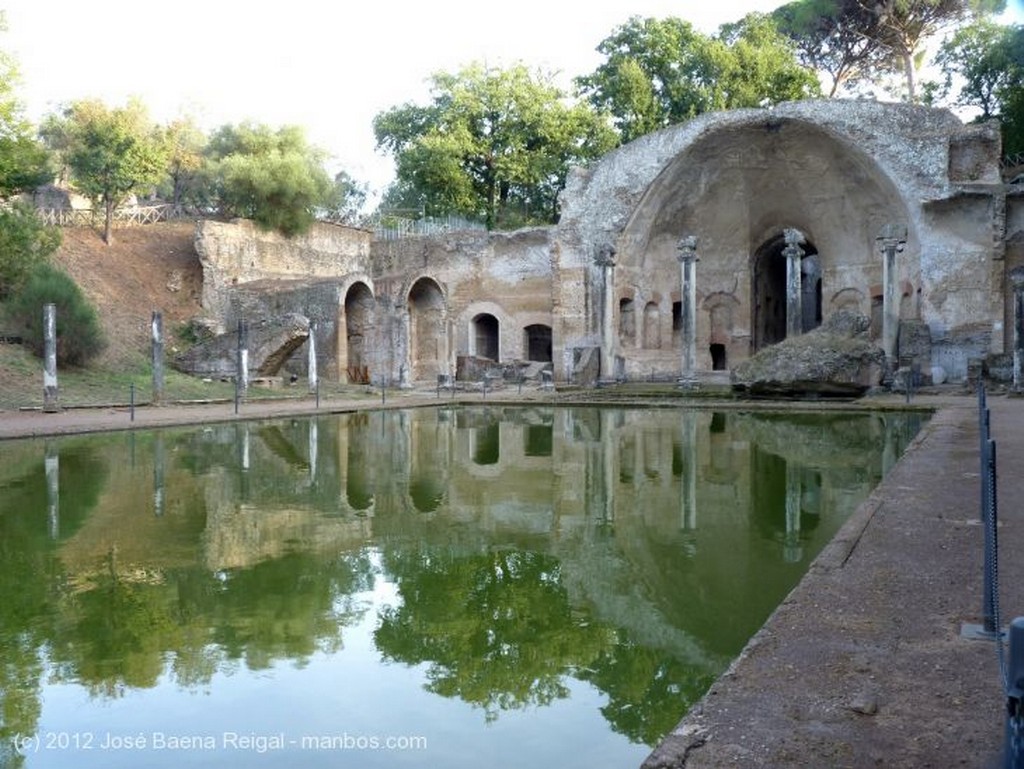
[596,244,617,380]
[1010,266,1024,392]
[783,228,805,339]
[151,311,164,405]
[878,224,907,376]
[307,322,318,394]
[677,236,698,386]
[43,303,58,412]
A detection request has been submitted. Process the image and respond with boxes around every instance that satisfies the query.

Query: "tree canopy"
[935,19,1024,155]
[204,122,336,237]
[374,62,617,230]
[575,14,820,144]
[0,12,50,197]
[40,98,168,244]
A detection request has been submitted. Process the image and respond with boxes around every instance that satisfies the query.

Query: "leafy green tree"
[40,99,168,245]
[576,15,819,144]
[935,20,1024,155]
[773,0,893,96]
[205,122,335,237]
[322,169,369,224]
[374,62,617,229]
[0,202,61,298]
[854,0,1005,101]
[8,262,106,366]
[159,115,208,212]
[0,12,51,197]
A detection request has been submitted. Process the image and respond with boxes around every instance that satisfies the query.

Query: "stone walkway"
[1,389,1018,768]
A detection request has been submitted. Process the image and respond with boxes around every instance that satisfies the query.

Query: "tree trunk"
[103,196,114,245]
[902,50,917,102]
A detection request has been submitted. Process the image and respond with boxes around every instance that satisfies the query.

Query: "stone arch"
[642,302,661,349]
[342,281,375,383]
[751,232,821,352]
[407,276,447,382]
[831,287,866,315]
[703,292,740,371]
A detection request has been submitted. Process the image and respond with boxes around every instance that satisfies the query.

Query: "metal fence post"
[984,438,999,634]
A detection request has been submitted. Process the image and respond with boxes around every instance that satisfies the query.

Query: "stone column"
[43,303,58,412]
[677,236,698,386]
[783,228,805,339]
[595,244,617,380]
[878,224,907,376]
[236,320,249,399]
[1010,266,1024,392]
[307,323,318,394]
[151,311,164,405]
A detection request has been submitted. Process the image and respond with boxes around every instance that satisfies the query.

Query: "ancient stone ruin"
[187,100,1024,392]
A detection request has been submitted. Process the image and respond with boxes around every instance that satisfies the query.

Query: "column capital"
[594,243,616,267]
[782,227,805,261]
[876,223,907,254]
[676,235,698,262]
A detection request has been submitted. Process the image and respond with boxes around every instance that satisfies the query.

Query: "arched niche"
[408,277,446,381]
[752,233,821,351]
[343,282,375,383]
[472,313,499,361]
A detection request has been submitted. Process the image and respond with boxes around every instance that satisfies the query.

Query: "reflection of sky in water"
[0,407,926,769]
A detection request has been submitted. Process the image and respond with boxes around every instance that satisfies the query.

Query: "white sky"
[2,0,1023,199]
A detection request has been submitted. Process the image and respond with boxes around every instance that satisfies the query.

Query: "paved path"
[2,390,1018,767]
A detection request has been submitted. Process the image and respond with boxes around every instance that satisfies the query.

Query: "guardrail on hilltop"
[34,204,187,227]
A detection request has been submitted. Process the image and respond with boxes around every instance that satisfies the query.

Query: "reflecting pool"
[0,406,925,768]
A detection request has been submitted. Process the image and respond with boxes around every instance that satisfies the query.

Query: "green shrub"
[8,263,106,366]
[0,202,62,299]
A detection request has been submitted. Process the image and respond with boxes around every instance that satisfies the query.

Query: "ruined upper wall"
[195,219,372,322]
[557,100,973,265]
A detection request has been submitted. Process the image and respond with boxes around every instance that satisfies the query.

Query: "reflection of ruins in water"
[127,406,921,647]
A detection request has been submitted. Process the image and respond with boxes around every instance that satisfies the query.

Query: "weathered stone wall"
[557,101,1005,382]
[196,219,372,329]
[191,101,1010,385]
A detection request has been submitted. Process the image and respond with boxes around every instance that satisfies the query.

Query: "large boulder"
[731,311,884,398]
[174,313,310,378]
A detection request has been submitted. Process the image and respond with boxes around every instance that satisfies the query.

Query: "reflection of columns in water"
[238,424,251,501]
[309,420,318,482]
[881,415,897,475]
[45,441,59,540]
[601,409,616,523]
[676,236,698,384]
[784,462,803,563]
[153,432,165,517]
[680,412,698,531]
[783,228,805,339]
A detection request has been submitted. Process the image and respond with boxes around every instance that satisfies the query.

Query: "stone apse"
[194,100,1020,386]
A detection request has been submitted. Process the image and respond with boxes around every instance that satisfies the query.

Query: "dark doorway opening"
[752,233,821,352]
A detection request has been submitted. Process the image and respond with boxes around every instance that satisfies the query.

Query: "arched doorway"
[472,313,499,361]
[408,277,446,381]
[344,282,374,383]
[752,233,821,351]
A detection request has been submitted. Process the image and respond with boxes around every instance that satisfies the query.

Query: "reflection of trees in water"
[374,545,711,741]
[0,441,109,766]
[37,549,374,698]
[375,548,615,721]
